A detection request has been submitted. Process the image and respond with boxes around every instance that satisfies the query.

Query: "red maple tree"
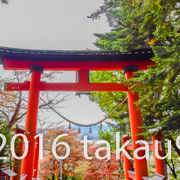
[38,128,85,179]
[83,146,120,180]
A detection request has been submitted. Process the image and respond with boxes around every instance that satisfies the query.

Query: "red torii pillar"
[152,132,166,176]
[122,135,132,180]
[33,136,40,178]
[21,66,43,180]
[11,127,26,180]
[124,66,148,180]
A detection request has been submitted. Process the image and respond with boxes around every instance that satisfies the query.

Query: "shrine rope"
[40,97,128,127]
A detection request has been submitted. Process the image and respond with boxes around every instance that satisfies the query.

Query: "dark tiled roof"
[0,46,153,62]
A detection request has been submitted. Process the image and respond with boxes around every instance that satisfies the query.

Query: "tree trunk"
[168,136,180,156]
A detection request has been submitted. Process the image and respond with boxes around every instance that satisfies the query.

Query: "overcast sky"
[0,0,112,128]
[0,0,110,50]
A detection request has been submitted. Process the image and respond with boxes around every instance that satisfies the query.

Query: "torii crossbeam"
[0,46,158,180]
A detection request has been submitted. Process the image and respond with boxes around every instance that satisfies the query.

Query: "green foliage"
[99,129,117,150]
[89,0,180,177]
[90,71,130,137]
[0,117,12,167]
[65,176,82,180]
[90,0,180,135]
[166,150,180,179]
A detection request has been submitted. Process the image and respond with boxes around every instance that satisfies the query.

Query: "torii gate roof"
[0,46,154,70]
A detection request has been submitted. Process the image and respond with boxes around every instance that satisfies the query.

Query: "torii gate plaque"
[0,46,154,180]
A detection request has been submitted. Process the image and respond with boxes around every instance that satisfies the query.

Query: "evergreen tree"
[89,0,180,177]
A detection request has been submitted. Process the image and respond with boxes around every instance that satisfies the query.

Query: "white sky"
[0,0,109,50]
[0,0,111,127]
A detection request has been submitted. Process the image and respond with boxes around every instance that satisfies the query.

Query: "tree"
[0,70,71,130]
[83,146,120,180]
[0,70,72,177]
[0,117,12,167]
[88,0,180,178]
[38,128,86,179]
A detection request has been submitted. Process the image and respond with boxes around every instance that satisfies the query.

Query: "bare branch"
[8,98,22,129]
[0,110,10,121]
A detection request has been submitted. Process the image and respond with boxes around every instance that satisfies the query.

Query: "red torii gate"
[0,46,163,180]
